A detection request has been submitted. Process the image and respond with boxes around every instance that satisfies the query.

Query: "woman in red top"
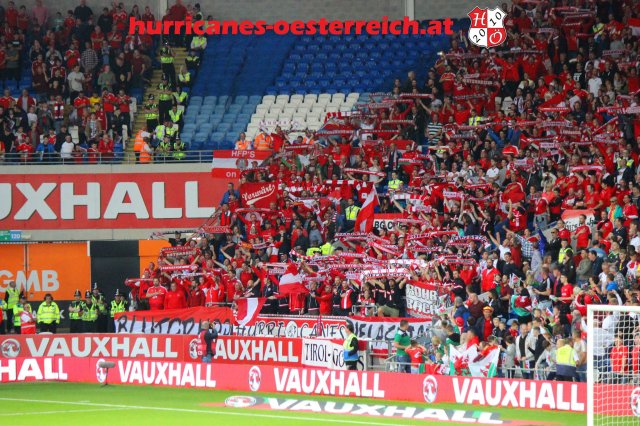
[631,334,640,375]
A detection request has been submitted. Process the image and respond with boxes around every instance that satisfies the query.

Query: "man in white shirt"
[66,65,85,100]
[60,136,75,159]
[587,71,602,97]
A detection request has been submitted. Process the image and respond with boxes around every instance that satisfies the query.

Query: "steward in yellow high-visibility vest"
[108,289,128,333]
[36,293,60,333]
[178,66,191,88]
[173,138,186,161]
[388,171,404,192]
[306,247,321,257]
[12,295,29,334]
[159,45,176,87]
[169,106,183,127]
[68,289,86,333]
[320,241,334,255]
[4,281,23,333]
[82,291,98,333]
[345,201,361,221]
[555,338,576,380]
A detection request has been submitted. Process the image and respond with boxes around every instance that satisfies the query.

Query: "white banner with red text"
[0,357,592,413]
[210,150,272,179]
[405,281,450,318]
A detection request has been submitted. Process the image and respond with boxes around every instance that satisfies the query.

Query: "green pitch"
[0,382,586,426]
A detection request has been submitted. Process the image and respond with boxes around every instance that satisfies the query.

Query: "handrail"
[0,150,217,165]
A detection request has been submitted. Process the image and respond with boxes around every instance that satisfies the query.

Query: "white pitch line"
[0,408,125,417]
[0,398,401,426]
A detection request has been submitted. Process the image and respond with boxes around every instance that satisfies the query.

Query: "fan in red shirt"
[611,336,629,374]
[573,214,591,250]
[405,340,427,373]
[146,278,167,310]
[164,281,187,310]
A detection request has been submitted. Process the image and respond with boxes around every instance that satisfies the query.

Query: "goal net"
[588,305,640,426]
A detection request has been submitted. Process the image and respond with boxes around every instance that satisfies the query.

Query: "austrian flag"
[354,187,379,233]
[278,263,309,295]
[234,297,266,326]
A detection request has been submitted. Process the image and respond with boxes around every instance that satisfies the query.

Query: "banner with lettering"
[301,338,367,370]
[0,357,588,412]
[114,307,234,335]
[239,182,278,208]
[405,281,451,319]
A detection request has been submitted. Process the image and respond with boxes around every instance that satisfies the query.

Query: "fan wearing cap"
[82,291,98,333]
[68,289,86,333]
[109,289,128,333]
[477,306,495,342]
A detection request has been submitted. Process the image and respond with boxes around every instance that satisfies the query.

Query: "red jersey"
[146,285,167,310]
[164,289,187,310]
[611,345,629,373]
[405,346,426,368]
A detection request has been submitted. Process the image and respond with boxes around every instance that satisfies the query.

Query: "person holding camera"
[198,320,218,363]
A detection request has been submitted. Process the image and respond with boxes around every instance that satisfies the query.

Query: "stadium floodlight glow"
[587,304,640,426]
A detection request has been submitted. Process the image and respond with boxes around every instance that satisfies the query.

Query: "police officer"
[68,289,86,333]
[36,293,60,333]
[198,320,218,363]
[343,323,359,370]
[92,284,109,333]
[168,104,183,130]
[144,94,159,131]
[185,49,200,73]
[4,280,23,334]
[159,44,176,87]
[82,291,98,333]
[157,136,172,162]
[157,76,174,123]
[174,86,188,108]
[173,136,186,161]
[177,66,191,88]
[109,289,128,333]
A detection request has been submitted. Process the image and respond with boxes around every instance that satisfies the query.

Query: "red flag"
[234,297,266,326]
[278,263,309,295]
[630,17,640,36]
[355,187,379,233]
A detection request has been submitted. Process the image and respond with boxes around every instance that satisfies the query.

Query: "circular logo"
[248,366,262,392]
[96,359,108,384]
[284,321,299,338]
[423,375,438,403]
[188,338,199,360]
[631,388,640,417]
[225,396,258,408]
[0,339,20,358]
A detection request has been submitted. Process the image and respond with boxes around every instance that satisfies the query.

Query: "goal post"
[587,304,640,426]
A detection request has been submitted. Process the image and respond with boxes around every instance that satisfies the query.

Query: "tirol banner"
[0,357,589,413]
[301,338,368,371]
[0,172,218,230]
[405,281,451,319]
[239,182,278,208]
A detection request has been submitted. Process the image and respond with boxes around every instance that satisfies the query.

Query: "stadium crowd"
[124,0,640,381]
[1,0,640,381]
[0,0,206,163]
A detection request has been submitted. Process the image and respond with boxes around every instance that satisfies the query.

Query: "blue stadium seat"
[190,96,203,106]
[210,132,226,142]
[216,123,232,133]
[203,96,217,105]
[194,132,209,145]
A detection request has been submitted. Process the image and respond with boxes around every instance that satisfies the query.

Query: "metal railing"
[0,150,216,165]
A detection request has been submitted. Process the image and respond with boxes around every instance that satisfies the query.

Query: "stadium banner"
[236,316,346,339]
[345,316,432,342]
[114,307,235,335]
[560,209,596,231]
[301,338,367,370]
[0,172,216,230]
[0,358,589,412]
[0,333,303,366]
[372,213,403,231]
[0,242,91,300]
[239,182,278,208]
[405,281,448,318]
[210,150,272,179]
